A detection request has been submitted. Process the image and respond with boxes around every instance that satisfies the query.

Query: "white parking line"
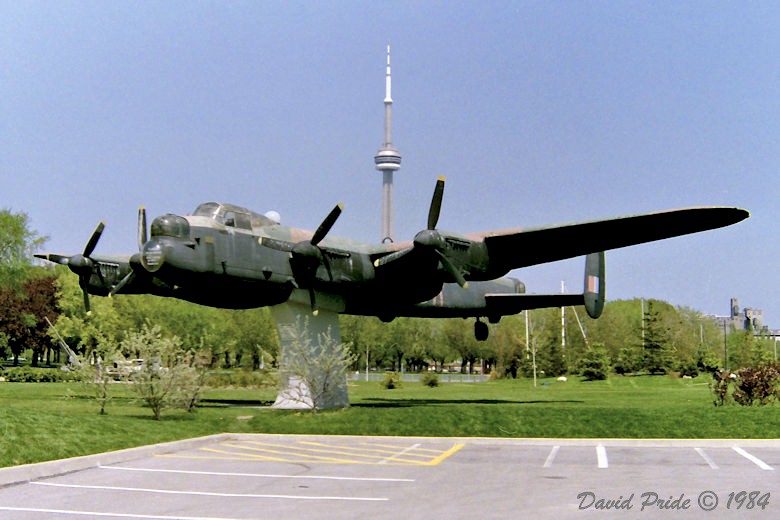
[100,465,414,482]
[596,444,608,469]
[32,481,389,501]
[0,506,242,520]
[543,446,560,468]
[694,448,720,469]
[379,443,422,464]
[733,447,774,471]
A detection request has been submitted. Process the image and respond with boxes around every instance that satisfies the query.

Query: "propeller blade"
[83,222,105,258]
[311,203,343,246]
[82,289,91,314]
[138,207,148,250]
[373,247,413,268]
[34,253,70,265]
[436,250,468,289]
[109,271,135,297]
[259,237,295,252]
[308,288,319,316]
[427,176,445,230]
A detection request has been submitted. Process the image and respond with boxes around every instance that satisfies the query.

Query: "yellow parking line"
[215,443,366,464]
[231,441,427,465]
[424,443,465,466]
[300,441,432,460]
[362,442,443,454]
[158,440,466,466]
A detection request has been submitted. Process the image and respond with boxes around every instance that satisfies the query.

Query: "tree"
[426,321,456,373]
[442,319,481,374]
[77,332,123,415]
[396,319,430,372]
[641,300,674,374]
[0,209,57,365]
[278,319,355,411]
[579,344,610,381]
[0,275,59,366]
[342,315,390,374]
[529,308,567,377]
[52,266,123,362]
[589,299,642,362]
[124,324,186,420]
[0,209,47,286]
[491,314,526,379]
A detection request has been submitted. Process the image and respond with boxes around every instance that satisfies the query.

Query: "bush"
[733,364,780,406]
[381,372,402,389]
[580,346,610,381]
[2,366,76,382]
[421,372,440,387]
[205,369,275,388]
[613,346,642,375]
[678,359,700,378]
[710,364,780,407]
[710,369,735,406]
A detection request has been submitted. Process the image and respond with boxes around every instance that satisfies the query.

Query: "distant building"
[713,298,778,339]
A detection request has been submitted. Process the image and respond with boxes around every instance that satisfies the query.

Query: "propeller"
[35,221,106,313]
[375,177,468,288]
[109,207,147,297]
[264,203,344,315]
[138,205,148,250]
[427,175,445,230]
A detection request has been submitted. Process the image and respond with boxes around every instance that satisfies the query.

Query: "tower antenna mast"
[374,44,402,243]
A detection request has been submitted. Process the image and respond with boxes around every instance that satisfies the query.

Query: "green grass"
[1,375,779,468]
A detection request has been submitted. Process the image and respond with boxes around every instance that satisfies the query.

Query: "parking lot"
[1,434,778,519]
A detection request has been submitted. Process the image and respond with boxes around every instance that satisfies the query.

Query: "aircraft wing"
[476,206,749,275]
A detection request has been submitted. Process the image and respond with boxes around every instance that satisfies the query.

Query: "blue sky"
[3,1,777,324]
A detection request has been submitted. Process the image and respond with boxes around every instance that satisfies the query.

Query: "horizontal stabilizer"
[485,251,606,317]
[485,293,585,315]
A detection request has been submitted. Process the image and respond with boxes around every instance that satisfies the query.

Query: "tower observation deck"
[374,44,402,243]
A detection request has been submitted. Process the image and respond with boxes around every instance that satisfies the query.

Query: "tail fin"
[583,252,605,318]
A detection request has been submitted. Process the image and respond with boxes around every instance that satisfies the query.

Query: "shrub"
[381,372,402,389]
[733,363,780,406]
[3,366,76,382]
[421,372,440,387]
[678,359,700,378]
[710,363,780,407]
[206,370,275,388]
[277,320,355,410]
[613,346,642,375]
[580,346,610,381]
[710,369,735,406]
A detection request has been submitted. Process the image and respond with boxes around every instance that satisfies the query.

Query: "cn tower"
[374,44,402,243]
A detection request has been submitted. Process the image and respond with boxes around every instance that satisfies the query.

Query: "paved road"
[1,435,778,519]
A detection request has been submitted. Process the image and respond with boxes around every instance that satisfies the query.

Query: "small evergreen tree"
[580,344,610,381]
[641,301,674,374]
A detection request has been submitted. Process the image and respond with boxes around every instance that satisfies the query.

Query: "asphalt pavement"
[1,434,778,519]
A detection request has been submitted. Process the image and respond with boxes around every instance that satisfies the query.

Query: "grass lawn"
[1,375,779,468]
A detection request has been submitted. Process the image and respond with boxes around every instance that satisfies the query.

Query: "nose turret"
[150,214,190,239]
[139,214,190,273]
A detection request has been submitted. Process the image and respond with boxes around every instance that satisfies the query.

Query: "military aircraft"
[36,176,747,335]
[37,177,747,407]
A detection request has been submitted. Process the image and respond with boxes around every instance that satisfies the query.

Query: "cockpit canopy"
[191,202,278,231]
